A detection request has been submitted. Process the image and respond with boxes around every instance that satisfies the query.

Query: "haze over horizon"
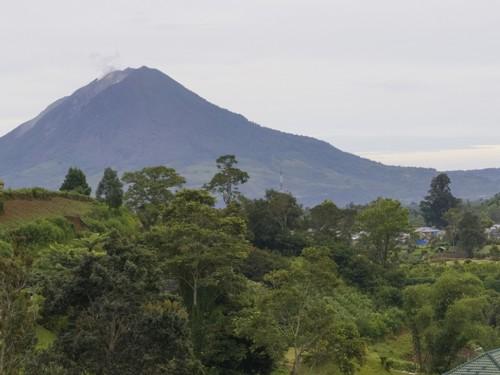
[2,1,500,170]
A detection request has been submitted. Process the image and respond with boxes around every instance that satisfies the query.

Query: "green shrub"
[380,356,416,372]
[81,205,139,234]
[484,275,500,292]
[3,188,93,202]
[490,245,500,259]
[374,286,403,308]
[356,312,388,339]
[11,218,75,249]
[382,307,406,334]
[0,239,13,256]
[390,358,418,372]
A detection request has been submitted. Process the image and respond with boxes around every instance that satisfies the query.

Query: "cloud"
[359,145,500,171]
[89,52,121,77]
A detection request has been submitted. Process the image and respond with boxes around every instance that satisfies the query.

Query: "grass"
[371,332,413,360]
[0,197,93,229]
[357,351,406,375]
[35,325,56,350]
[276,333,415,375]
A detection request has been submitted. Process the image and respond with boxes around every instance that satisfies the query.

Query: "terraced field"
[0,197,93,228]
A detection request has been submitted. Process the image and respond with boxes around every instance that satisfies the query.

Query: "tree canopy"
[358,198,409,265]
[420,173,460,228]
[96,167,123,208]
[236,247,364,375]
[204,154,249,206]
[457,211,486,258]
[59,167,91,196]
[4,163,500,375]
[122,166,186,227]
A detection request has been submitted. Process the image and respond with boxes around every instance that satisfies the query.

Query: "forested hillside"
[1,158,500,375]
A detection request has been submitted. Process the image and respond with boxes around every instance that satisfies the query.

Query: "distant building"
[415,227,445,241]
[443,348,500,374]
[486,224,500,240]
[351,231,367,242]
[414,227,445,246]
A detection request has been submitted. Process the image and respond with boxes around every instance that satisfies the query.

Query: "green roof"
[444,349,500,375]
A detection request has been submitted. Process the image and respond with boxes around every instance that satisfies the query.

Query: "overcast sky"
[1,0,500,170]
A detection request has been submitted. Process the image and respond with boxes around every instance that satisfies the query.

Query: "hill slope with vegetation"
[0,188,93,229]
[3,67,500,205]
[1,160,500,375]
[0,196,92,229]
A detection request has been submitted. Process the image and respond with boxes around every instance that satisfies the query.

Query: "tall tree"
[205,155,249,205]
[0,257,37,375]
[443,207,463,248]
[457,211,486,258]
[402,285,433,372]
[148,189,250,310]
[402,271,492,374]
[309,200,342,233]
[96,167,124,208]
[420,173,459,228]
[243,190,305,254]
[59,167,91,196]
[358,198,409,265]
[308,200,356,245]
[145,190,273,373]
[122,166,185,228]
[236,247,364,375]
[31,235,201,375]
[265,190,303,232]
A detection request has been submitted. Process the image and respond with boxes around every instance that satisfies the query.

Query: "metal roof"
[444,349,500,375]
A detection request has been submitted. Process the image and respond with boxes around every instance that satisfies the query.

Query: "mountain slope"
[1,66,500,206]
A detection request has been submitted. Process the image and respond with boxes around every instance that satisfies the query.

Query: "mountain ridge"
[1,66,500,206]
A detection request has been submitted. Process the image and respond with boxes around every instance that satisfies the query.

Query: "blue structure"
[443,349,500,374]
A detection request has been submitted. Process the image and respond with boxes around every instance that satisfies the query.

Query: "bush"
[81,205,139,234]
[3,188,93,202]
[382,308,405,334]
[380,356,417,372]
[0,239,13,256]
[356,312,388,339]
[12,218,75,249]
[241,248,289,282]
[374,286,403,308]
[390,358,418,372]
[484,275,500,292]
[490,245,500,259]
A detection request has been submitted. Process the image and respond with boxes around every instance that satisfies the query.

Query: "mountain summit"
[2,66,500,205]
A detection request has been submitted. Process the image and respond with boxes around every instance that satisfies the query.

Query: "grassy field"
[0,197,93,229]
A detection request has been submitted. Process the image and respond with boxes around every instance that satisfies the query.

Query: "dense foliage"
[60,167,92,196]
[420,173,460,228]
[204,154,249,205]
[1,160,500,374]
[96,168,124,209]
